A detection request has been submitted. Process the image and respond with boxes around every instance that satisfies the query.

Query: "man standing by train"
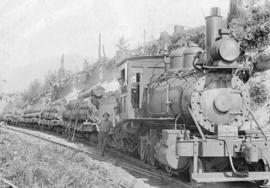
[98,112,112,156]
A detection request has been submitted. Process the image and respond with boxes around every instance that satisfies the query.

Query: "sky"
[0,0,229,92]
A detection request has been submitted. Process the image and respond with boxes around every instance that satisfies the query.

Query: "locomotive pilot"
[98,112,113,156]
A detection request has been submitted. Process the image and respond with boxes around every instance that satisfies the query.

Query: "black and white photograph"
[0,0,270,187]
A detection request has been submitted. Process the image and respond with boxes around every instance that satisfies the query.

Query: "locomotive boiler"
[113,7,270,185]
[145,8,248,134]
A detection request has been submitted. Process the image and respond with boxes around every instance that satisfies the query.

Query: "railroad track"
[2,125,191,188]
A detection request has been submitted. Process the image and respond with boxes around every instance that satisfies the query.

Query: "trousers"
[98,131,109,155]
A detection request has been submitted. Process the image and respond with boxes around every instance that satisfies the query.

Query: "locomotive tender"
[110,7,270,184]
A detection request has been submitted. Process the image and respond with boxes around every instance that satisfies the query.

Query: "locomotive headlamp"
[210,30,240,62]
[217,38,240,62]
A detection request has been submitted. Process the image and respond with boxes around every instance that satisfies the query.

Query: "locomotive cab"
[117,56,165,119]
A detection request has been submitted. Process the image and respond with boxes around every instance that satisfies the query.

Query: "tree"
[115,36,130,61]
[2,93,24,113]
[228,1,270,51]
[44,71,58,91]
[249,80,268,109]
[228,0,242,23]
[22,79,43,103]
[116,36,129,51]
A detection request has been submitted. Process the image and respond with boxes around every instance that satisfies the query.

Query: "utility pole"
[98,34,104,80]
[61,54,64,69]
[98,33,101,61]
[142,29,146,54]
[143,29,146,46]
[102,45,106,58]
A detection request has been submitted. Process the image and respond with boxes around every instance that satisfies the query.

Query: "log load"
[62,99,94,123]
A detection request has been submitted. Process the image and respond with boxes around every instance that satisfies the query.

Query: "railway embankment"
[0,126,154,188]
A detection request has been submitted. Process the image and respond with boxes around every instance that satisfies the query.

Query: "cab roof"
[117,55,164,67]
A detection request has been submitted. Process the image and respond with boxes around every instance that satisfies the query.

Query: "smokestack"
[205,7,223,64]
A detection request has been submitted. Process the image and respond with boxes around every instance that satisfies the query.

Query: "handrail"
[174,113,181,130]
[249,110,268,141]
[187,106,206,141]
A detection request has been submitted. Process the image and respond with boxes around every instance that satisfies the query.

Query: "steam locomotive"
[99,7,270,185]
[5,7,270,185]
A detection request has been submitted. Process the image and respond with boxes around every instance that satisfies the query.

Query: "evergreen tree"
[115,36,130,60]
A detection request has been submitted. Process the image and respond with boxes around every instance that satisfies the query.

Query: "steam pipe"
[187,106,206,141]
[174,113,181,130]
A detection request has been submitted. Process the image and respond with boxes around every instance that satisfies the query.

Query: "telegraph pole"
[98,33,101,61]
[102,45,106,58]
[143,29,146,46]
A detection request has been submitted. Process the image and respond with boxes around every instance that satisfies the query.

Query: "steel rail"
[3,125,191,188]
[0,176,18,188]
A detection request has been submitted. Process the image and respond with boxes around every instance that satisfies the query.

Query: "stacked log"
[62,99,93,123]
[23,107,41,119]
[20,106,41,124]
[78,86,105,99]
[22,112,40,118]
[41,100,66,120]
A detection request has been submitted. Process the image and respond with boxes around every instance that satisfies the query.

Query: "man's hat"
[103,112,110,117]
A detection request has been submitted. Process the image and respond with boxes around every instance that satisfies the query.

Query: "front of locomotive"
[175,7,270,185]
[188,7,250,135]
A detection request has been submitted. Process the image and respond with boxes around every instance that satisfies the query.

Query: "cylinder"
[205,7,223,64]
[155,130,189,170]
